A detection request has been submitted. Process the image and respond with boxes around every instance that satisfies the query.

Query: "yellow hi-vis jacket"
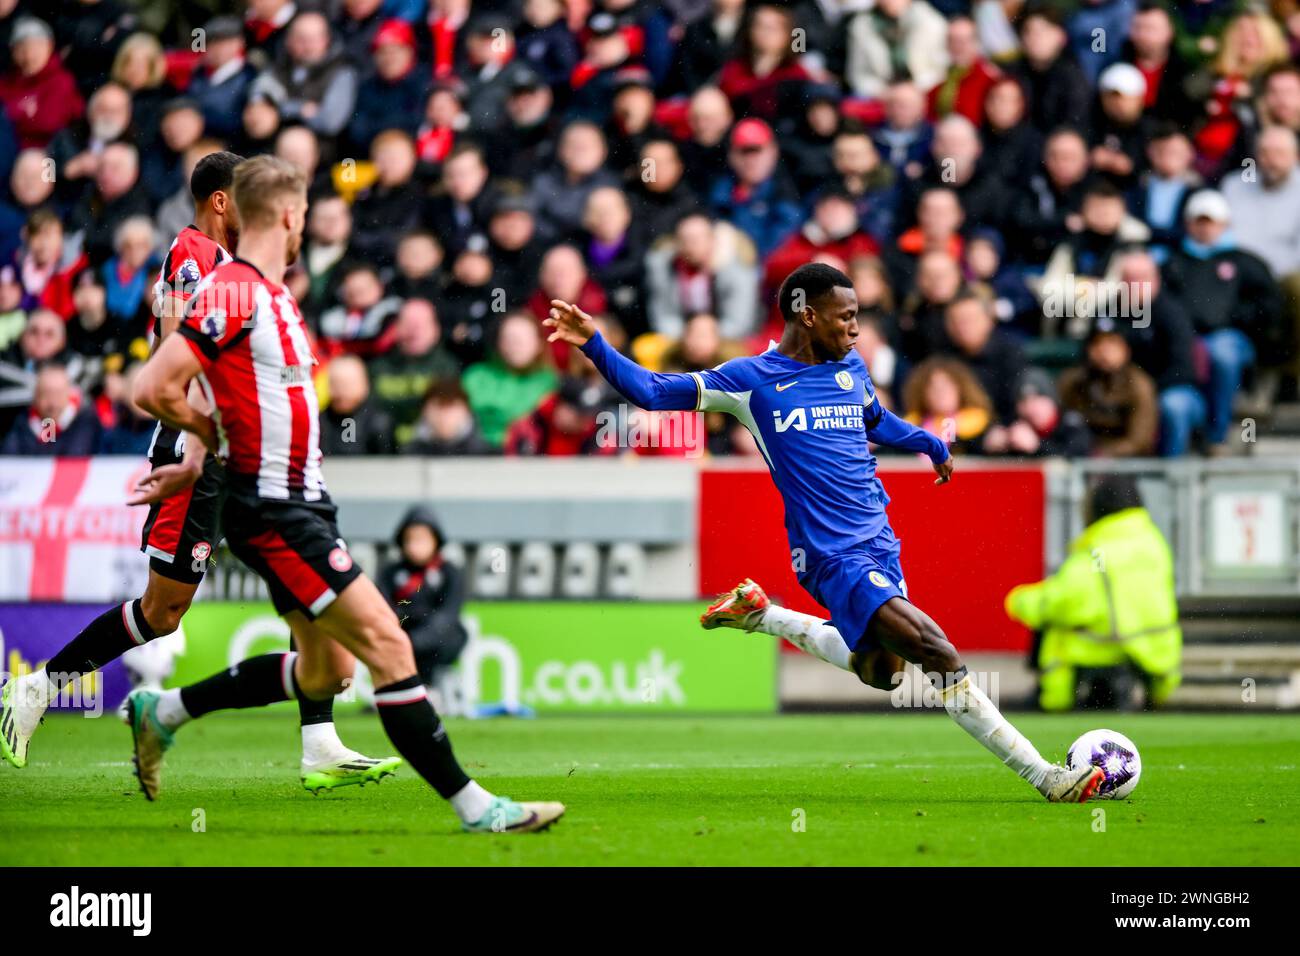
[1004,507,1182,711]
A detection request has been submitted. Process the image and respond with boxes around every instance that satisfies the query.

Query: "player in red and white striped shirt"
[1,155,397,798]
[131,155,562,831]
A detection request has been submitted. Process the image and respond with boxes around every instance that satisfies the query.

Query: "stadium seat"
[516,542,557,598]
[559,543,601,599]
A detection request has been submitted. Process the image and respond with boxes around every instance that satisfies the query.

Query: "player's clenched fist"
[544,299,596,347]
[933,455,954,486]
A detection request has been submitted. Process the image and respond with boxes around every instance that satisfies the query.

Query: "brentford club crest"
[329,547,353,572]
[191,541,212,562]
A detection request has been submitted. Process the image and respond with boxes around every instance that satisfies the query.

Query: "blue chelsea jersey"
[578,332,949,571]
[691,348,895,566]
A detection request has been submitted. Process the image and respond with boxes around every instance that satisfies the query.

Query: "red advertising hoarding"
[698,463,1045,653]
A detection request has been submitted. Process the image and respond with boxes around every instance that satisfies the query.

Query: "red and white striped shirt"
[147,225,231,464]
[179,259,327,504]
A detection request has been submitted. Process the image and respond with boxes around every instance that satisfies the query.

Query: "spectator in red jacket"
[928,14,1000,125]
[528,244,608,367]
[717,3,810,123]
[0,18,84,149]
[765,191,880,296]
[17,209,90,321]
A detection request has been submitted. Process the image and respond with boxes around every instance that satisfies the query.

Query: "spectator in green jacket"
[461,311,559,447]
[1005,474,1181,712]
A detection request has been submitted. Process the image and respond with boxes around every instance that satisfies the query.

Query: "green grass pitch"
[2,711,1296,866]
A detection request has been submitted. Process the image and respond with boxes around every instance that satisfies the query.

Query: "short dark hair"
[1083,178,1125,202]
[1088,474,1143,522]
[778,263,853,323]
[190,150,245,203]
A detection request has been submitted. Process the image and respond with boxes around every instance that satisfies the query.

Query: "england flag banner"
[0,457,152,601]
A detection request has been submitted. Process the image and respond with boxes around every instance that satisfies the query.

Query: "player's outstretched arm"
[133,334,219,454]
[545,299,699,411]
[865,405,954,485]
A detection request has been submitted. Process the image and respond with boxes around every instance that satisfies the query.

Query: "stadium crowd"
[2,0,1299,459]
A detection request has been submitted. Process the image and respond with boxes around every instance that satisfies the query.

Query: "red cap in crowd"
[372,18,415,51]
[731,118,774,150]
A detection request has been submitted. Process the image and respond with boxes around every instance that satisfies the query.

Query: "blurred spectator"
[141,98,206,206]
[390,230,445,302]
[681,85,734,199]
[244,0,299,64]
[708,117,802,259]
[461,15,532,132]
[645,212,759,340]
[673,0,745,93]
[964,228,1038,337]
[317,261,402,358]
[1131,124,1200,262]
[350,129,423,267]
[301,194,353,308]
[1162,189,1284,453]
[581,186,646,334]
[16,210,90,321]
[846,0,949,99]
[440,247,499,364]
[2,361,101,455]
[319,353,396,455]
[505,375,612,456]
[828,124,899,243]
[1258,64,1300,134]
[1221,126,1300,305]
[660,312,746,374]
[67,141,151,265]
[348,19,427,152]
[249,11,358,138]
[66,274,118,359]
[336,0,387,69]
[981,367,1091,458]
[109,33,169,149]
[99,215,156,331]
[1115,251,1201,457]
[606,68,664,177]
[980,76,1042,188]
[929,13,999,124]
[402,377,496,456]
[942,290,1028,423]
[426,142,495,256]
[1057,315,1158,457]
[766,191,879,296]
[884,186,964,296]
[898,250,964,362]
[0,17,83,149]
[1011,4,1090,132]
[530,120,620,243]
[900,355,992,455]
[378,507,469,687]
[778,83,841,197]
[484,69,557,180]
[905,113,1008,232]
[1088,62,1150,190]
[1039,179,1150,337]
[47,82,135,208]
[517,0,581,90]
[486,193,543,308]
[874,80,932,176]
[1067,0,1137,86]
[4,149,57,233]
[188,17,257,140]
[1011,127,1092,264]
[528,244,608,366]
[717,2,810,122]
[1121,0,1194,126]
[629,138,697,243]
[156,140,225,244]
[462,311,559,448]
[1188,8,1288,177]
[370,298,462,444]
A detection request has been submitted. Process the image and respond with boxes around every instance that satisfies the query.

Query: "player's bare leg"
[314,575,564,833]
[127,613,400,799]
[866,598,1103,803]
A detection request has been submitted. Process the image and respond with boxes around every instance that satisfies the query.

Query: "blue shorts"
[798,525,908,653]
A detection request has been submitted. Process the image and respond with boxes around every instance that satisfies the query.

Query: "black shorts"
[140,455,226,585]
[222,495,361,619]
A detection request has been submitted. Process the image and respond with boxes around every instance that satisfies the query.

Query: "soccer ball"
[1066,729,1141,800]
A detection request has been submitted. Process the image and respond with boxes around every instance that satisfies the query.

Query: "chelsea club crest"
[835,370,853,390]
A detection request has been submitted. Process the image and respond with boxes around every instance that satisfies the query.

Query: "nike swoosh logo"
[775,381,798,392]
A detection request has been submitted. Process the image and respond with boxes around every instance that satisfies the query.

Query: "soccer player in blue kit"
[546,263,1104,803]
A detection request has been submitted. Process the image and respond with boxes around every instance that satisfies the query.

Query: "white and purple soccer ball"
[1066,729,1142,800]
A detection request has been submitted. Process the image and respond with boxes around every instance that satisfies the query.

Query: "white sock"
[448,779,495,823]
[153,688,191,731]
[939,673,1051,789]
[758,606,853,672]
[301,721,350,765]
